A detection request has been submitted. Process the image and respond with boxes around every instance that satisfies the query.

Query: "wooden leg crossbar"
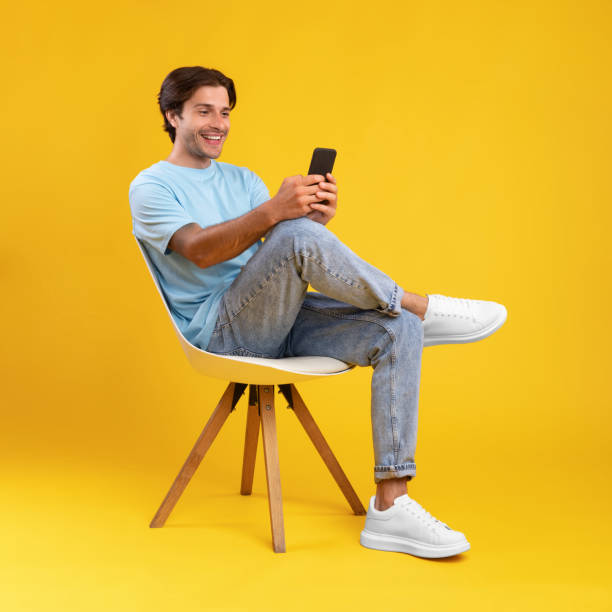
[149,382,366,552]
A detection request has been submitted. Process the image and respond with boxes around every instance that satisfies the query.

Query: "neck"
[165,148,212,169]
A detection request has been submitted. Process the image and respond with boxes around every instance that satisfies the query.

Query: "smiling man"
[129,65,507,559]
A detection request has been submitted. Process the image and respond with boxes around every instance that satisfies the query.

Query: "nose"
[210,113,227,130]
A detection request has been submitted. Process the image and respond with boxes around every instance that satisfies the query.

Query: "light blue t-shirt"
[129,159,271,351]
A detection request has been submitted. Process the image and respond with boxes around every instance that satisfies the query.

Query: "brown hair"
[157,66,237,143]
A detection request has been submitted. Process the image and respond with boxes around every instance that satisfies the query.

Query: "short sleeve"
[248,170,271,210]
[129,181,196,255]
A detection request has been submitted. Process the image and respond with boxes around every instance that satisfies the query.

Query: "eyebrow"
[193,103,231,111]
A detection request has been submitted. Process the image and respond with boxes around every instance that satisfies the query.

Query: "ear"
[165,110,177,129]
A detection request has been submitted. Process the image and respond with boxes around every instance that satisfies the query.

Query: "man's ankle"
[375,495,403,511]
[400,292,428,321]
[375,477,409,510]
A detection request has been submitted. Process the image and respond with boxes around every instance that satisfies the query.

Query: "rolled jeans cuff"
[374,462,417,484]
[375,283,403,317]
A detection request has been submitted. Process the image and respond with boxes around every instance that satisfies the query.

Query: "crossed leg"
[206,217,426,505]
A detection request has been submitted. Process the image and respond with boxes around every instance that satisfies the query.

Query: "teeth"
[203,135,221,140]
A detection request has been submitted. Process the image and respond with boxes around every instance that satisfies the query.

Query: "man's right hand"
[265,174,326,224]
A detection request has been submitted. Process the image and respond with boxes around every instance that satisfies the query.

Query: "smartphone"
[308,147,337,205]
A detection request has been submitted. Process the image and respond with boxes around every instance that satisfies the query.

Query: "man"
[129,66,507,559]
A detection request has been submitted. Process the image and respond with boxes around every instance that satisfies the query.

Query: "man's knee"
[264,217,329,252]
[369,311,422,366]
[267,216,326,237]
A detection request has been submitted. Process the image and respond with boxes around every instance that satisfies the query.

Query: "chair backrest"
[135,237,190,349]
[133,237,355,385]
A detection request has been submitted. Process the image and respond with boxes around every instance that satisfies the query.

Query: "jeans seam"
[300,304,398,335]
[208,346,269,358]
[300,251,366,289]
[375,283,401,317]
[233,347,268,358]
[390,328,398,462]
[374,463,416,471]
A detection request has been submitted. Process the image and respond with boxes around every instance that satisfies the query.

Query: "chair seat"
[220,354,351,374]
[183,348,355,385]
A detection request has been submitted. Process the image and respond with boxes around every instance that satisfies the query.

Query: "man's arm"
[168,172,335,268]
[169,199,279,269]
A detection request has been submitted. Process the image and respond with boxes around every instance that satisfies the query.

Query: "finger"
[315,191,336,203]
[317,181,337,193]
[306,174,325,184]
[326,173,336,183]
[310,202,336,215]
[305,185,323,196]
[310,194,337,208]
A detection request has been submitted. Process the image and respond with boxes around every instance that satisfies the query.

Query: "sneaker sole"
[423,305,507,347]
[360,528,470,559]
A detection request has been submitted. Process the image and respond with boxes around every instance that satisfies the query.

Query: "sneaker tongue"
[393,494,411,504]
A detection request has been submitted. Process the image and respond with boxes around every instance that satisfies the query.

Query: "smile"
[201,134,223,144]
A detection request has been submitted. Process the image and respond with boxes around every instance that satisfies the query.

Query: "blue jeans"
[205,217,424,484]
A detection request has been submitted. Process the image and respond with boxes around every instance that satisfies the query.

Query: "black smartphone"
[308,147,337,205]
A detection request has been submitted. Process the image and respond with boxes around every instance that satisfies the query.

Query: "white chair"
[135,238,366,552]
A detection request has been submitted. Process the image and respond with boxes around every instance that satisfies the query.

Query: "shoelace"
[430,294,476,323]
[397,497,451,531]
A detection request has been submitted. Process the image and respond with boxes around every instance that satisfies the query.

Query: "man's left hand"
[306,173,338,225]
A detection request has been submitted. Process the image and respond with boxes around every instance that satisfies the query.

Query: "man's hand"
[265,173,326,223]
[306,173,338,225]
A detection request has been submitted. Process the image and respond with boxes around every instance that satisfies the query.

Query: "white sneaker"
[423,294,507,347]
[360,494,470,558]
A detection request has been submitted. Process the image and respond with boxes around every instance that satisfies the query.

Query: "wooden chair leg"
[288,384,366,516]
[258,385,286,553]
[240,385,260,495]
[149,382,237,528]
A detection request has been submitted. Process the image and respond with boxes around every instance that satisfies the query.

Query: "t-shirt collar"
[160,159,217,181]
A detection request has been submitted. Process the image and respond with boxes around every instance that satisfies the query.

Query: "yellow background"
[2,0,611,609]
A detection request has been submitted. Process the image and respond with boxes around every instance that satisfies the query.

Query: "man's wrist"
[259,197,280,226]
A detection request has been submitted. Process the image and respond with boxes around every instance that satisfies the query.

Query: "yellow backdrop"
[2,0,610,610]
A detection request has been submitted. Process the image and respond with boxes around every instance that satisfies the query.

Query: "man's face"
[167,85,230,164]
